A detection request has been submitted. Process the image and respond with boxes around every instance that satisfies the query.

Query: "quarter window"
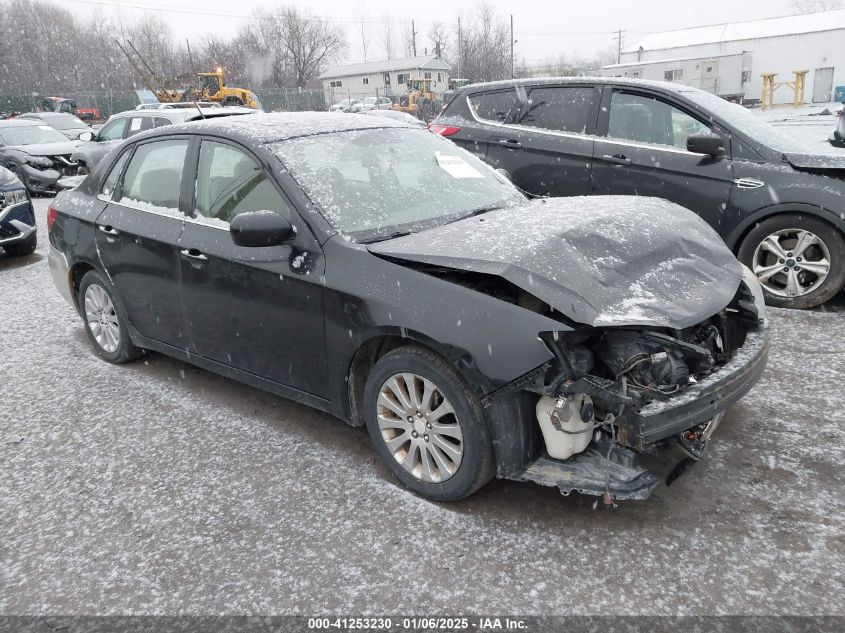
[517,86,596,134]
[195,141,292,225]
[100,150,129,198]
[469,89,520,123]
[118,139,188,211]
[607,92,711,149]
[98,118,127,141]
[126,116,154,138]
[154,117,172,128]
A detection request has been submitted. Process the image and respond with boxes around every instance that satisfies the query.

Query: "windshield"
[272,127,524,241]
[682,88,822,154]
[0,124,69,145]
[46,114,88,130]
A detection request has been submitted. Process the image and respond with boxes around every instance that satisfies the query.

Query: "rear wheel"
[78,270,142,363]
[738,214,845,309]
[3,232,36,257]
[362,346,496,501]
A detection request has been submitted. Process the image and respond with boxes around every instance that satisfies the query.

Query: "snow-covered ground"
[750,101,845,151]
[1,195,843,617]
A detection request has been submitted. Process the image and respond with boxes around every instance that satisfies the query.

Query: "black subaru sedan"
[48,113,768,503]
[432,77,845,309]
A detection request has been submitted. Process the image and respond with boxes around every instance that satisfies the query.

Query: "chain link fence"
[0,88,326,118]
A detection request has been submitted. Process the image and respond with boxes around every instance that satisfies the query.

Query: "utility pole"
[457,17,462,78]
[412,20,416,57]
[614,28,624,64]
[510,14,515,79]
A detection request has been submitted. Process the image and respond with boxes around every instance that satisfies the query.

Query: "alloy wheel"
[84,284,120,353]
[752,228,831,298]
[376,373,464,483]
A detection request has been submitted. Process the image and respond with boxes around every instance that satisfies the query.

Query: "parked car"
[17,112,93,140]
[71,106,252,173]
[0,119,82,194]
[0,165,36,256]
[48,112,767,503]
[432,77,845,309]
[830,104,845,148]
[330,99,362,112]
[350,96,393,112]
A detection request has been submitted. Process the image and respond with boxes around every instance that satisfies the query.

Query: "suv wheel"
[362,346,496,501]
[738,214,845,309]
[78,270,142,363]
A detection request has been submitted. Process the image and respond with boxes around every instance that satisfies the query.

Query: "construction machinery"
[392,78,437,120]
[116,40,261,109]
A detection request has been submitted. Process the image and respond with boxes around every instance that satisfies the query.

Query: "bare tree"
[358,3,370,63]
[381,14,395,60]
[429,22,448,58]
[278,6,347,88]
[451,2,510,83]
[400,21,416,57]
[789,0,843,11]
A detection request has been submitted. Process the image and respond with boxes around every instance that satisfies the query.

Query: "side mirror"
[78,130,95,142]
[687,133,725,158]
[230,211,294,247]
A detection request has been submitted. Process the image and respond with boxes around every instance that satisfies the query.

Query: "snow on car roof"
[461,76,701,96]
[157,111,417,144]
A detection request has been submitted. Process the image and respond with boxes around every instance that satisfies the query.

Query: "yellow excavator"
[116,40,260,109]
[392,78,437,120]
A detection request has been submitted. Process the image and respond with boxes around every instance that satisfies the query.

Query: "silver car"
[350,96,393,112]
[831,104,845,148]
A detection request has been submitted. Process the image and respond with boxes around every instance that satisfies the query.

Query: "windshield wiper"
[442,203,502,225]
[359,229,412,244]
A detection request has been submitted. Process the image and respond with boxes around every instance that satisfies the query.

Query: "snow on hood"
[369,196,744,329]
[784,152,845,171]
[6,141,82,156]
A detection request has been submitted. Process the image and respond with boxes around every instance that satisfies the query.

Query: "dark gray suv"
[433,77,845,309]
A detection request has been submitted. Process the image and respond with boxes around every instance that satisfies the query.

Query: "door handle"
[497,139,522,149]
[98,225,119,236]
[180,248,207,262]
[601,154,631,166]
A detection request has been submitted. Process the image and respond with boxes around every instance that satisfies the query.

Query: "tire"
[362,346,496,501]
[737,213,845,309]
[3,232,36,257]
[222,97,244,107]
[77,269,142,364]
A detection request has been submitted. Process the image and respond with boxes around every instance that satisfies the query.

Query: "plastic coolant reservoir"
[535,394,593,460]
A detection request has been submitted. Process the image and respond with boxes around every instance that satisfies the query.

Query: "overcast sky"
[60,0,800,66]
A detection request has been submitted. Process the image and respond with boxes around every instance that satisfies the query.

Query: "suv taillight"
[47,205,57,231]
[427,123,461,137]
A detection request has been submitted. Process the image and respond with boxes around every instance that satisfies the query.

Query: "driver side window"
[98,118,127,142]
[607,92,711,150]
[195,141,292,225]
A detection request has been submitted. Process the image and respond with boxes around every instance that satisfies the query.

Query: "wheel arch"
[68,258,99,312]
[725,203,845,253]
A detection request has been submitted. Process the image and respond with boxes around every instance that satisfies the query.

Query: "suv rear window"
[468,90,519,123]
[517,86,596,134]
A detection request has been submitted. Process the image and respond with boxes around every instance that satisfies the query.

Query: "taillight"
[427,123,461,137]
[47,205,57,231]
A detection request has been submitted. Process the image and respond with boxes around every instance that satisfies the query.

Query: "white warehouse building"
[319,55,451,106]
[600,10,845,105]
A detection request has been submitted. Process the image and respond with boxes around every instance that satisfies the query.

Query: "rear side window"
[126,116,154,138]
[517,87,596,134]
[100,150,129,198]
[118,139,188,212]
[468,90,519,123]
[154,117,172,128]
[195,141,292,226]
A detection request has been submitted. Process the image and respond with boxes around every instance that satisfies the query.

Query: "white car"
[350,97,393,112]
[831,104,845,148]
[329,99,361,112]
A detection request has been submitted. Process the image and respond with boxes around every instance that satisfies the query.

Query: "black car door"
[589,88,734,232]
[485,84,600,197]
[178,138,329,397]
[94,137,190,347]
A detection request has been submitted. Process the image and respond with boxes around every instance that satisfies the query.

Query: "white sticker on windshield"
[129,118,142,131]
[435,152,483,179]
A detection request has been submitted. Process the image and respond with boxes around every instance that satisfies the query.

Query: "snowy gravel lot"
[1,196,843,617]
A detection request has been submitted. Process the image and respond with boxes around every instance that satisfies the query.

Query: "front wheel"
[77,270,142,363]
[738,214,845,309]
[362,346,496,501]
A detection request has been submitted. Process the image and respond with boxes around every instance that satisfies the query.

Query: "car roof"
[144,111,417,145]
[111,106,252,121]
[0,118,42,128]
[19,112,77,120]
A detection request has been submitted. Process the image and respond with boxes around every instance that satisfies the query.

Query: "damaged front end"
[513,270,769,502]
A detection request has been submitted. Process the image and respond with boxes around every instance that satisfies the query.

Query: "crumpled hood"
[368,196,743,329]
[6,141,82,156]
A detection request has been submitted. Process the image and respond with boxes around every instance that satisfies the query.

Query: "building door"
[699,60,719,94]
[813,67,834,103]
